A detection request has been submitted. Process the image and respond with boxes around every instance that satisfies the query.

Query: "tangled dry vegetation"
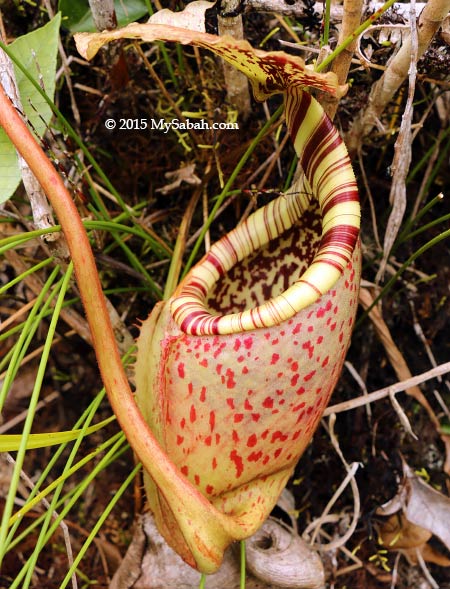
[0,1,449,588]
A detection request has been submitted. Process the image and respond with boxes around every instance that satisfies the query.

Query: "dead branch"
[88,0,117,31]
[376,0,418,281]
[218,1,251,117]
[346,0,450,153]
[245,0,431,21]
[324,362,450,415]
[358,287,440,427]
[321,0,365,119]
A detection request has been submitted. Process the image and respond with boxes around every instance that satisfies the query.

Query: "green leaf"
[0,13,61,204]
[0,416,116,451]
[59,0,149,33]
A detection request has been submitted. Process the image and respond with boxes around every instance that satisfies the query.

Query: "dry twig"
[321,0,365,119]
[346,0,450,153]
[376,0,418,281]
[304,415,361,553]
[358,287,440,427]
[324,362,450,415]
[218,1,251,117]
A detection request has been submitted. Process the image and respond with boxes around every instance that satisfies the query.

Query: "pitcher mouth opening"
[171,197,359,336]
[204,204,323,315]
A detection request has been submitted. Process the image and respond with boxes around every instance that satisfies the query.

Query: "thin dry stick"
[390,552,401,589]
[3,247,93,345]
[322,0,365,119]
[415,547,440,589]
[411,127,446,217]
[408,299,450,420]
[357,147,382,249]
[238,133,290,224]
[389,389,418,439]
[344,360,372,421]
[274,13,302,44]
[202,185,211,253]
[305,415,361,552]
[192,45,225,200]
[408,299,441,379]
[134,43,199,150]
[346,0,450,154]
[324,362,450,415]
[0,333,75,385]
[306,462,361,549]
[305,523,363,577]
[217,1,251,117]
[376,0,418,282]
[186,191,240,248]
[359,287,440,427]
[0,391,60,434]
[163,187,203,299]
[263,101,283,178]
[257,130,289,188]
[0,297,37,332]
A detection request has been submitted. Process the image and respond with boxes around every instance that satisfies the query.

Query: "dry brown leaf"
[156,163,201,195]
[378,513,450,566]
[148,1,213,32]
[379,513,432,550]
[359,287,439,428]
[376,462,450,566]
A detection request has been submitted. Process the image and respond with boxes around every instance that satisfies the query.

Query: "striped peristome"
[171,86,360,335]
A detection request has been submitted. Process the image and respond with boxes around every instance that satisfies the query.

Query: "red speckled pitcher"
[135,85,361,572]
[69,16,366,574]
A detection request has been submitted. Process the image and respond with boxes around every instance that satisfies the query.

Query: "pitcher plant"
[76,19,361,573]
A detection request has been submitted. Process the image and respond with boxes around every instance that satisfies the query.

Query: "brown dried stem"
[346,0,450,153]
[376,0,418,281]
[358,287,440,427]
[325,361,450,416]
[321,0,365,119]
[88,0,117,31]
[218,2,251,117]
